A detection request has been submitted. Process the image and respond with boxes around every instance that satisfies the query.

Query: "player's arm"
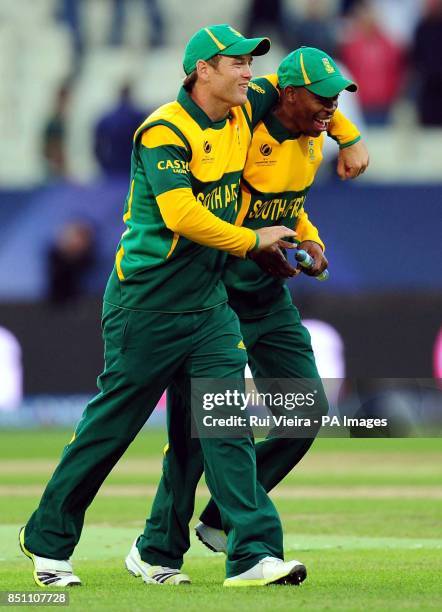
[328,109,369,179]
[328,108,361,149]
[296,209,328,277]
[244,74,279,129]
[245,207,328,279]
[140,127,294,257]
[295,209,325,251]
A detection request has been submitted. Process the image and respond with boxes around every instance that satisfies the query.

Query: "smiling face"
[205,54,253,108]
[278,86,339,137]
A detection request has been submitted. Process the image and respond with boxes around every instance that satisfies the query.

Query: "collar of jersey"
[263,111,301,144]
[177,88,230,130]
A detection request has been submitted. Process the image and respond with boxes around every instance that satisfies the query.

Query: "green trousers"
[24,301,283,578]
[139,303,329,567]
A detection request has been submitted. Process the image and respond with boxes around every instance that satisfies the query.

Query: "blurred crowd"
[36,0,442,310]
[246,0,442,126]
[41,0,442,182]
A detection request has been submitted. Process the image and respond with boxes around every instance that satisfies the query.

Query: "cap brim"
[306,75,358,97]
[220,37,271,58]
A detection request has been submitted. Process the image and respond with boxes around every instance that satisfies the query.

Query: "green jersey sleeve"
[138,125,191,196]
[246,74,279,128]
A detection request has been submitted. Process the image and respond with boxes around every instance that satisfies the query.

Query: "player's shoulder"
[135,101,189,149]
[136,101,182,133]
[245,74,279,128]
[249,74,279,95]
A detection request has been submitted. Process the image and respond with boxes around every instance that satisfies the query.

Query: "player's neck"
[272,105,302,136]
[190,86,230,123]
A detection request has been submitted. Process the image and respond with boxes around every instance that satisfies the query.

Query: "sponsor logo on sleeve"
[157,159,189,174]
[248,81,265,94]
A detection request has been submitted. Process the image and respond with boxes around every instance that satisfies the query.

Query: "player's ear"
[196,60,211,83]
[282,86,297,104]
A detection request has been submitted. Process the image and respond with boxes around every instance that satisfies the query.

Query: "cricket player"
[135,47,368,578]
[19,24,309,589]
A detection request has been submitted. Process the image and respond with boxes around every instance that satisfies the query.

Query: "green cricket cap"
[277,47,358,97]
[183,24,271,75]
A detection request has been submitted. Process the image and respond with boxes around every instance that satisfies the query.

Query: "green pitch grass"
[1,430,441,611]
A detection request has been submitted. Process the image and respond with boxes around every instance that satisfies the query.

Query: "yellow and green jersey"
[225,109,361,318]
[104,77,279,313]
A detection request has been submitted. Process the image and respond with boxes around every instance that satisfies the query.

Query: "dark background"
[1,292,440,393]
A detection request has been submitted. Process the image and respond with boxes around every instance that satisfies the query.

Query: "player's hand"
[248,245,299,278]
[298,240,328,276]
[337,140,369,180]
[253,226,297,251]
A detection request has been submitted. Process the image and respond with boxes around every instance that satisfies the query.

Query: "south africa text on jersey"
[197,183,238,210]
[249,195,306,221]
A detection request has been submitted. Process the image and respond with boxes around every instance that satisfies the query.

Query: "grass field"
[1,430,441,611]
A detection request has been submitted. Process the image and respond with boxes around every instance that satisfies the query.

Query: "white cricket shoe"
[125,538,191,585]
[223,556,307,587]
[195,521,227,554]
[19,527,81,587]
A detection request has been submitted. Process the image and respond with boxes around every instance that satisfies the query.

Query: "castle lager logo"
[203,141,212,154]
[260,143,272,157]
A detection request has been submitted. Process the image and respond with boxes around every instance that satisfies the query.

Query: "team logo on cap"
[260,143,272,157]
[322,58,335,74]
[203,141,212,154]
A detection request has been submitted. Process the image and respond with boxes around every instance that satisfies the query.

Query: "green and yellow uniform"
[23,77,292,579]
[226,106,359,318]
[139,108,361,565]
[199,108,360,531]
[104,82,276,312]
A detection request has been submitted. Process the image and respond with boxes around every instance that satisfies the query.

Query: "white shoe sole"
[19,527,81,588]
[125,550,191,585]
[195,523,227,554]
[223,562,307,587]
[125,554,157,584]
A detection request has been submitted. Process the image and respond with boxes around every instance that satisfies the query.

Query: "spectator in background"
[47,221,96,306]
[340,0,361,15]
[56,0,83,66]
[109,0,165,48]
[413,0,442,125]
[370,0,424,47]
[339,0,406,124]
[244,0,297,49]
[94,85,147,177]
[294,0,337,56]
[42,83,71,180]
